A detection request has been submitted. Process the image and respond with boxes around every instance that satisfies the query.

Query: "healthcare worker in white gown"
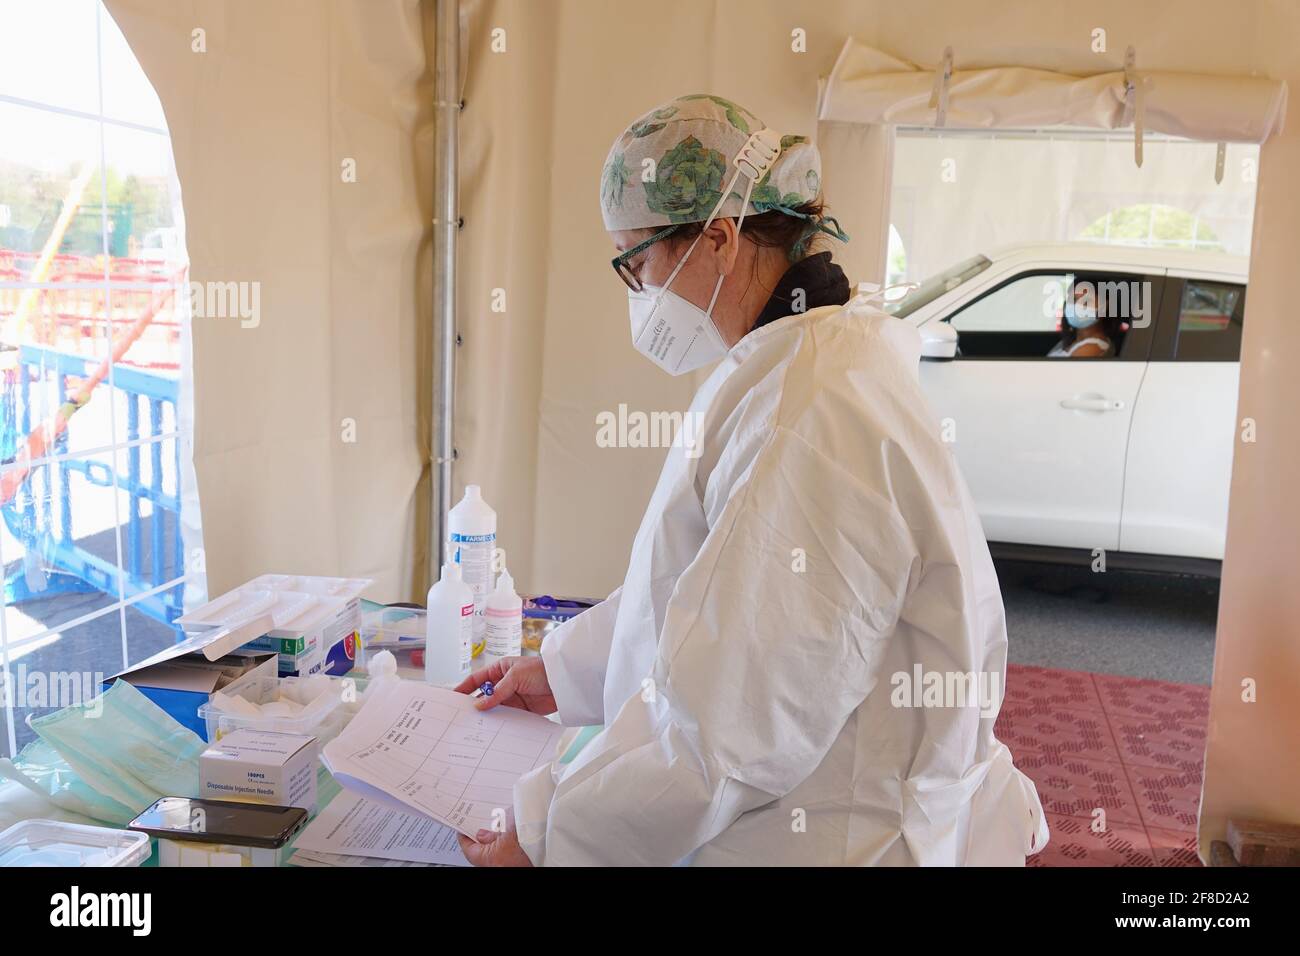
[456,94,1048,866]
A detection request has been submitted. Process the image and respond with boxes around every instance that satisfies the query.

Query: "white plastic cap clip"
[733,128,782,182]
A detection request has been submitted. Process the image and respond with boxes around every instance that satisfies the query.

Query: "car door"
[1118,274,1244,560]
[918,268,1162,551]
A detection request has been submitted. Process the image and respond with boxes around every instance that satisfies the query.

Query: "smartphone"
[128,797,307,849]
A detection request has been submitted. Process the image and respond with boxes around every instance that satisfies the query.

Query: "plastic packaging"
[28,680,206,814]
[425,563,474,686]
[245,574,371,599]
[0,738,138,825]
[448,486,497,640]
[358,604,425,672]
[484,568,523,662]
[521,595,599,653]
[198,671,345,744]
[335,673,372,723]
[0,819,151,867]
[175,574,373,678]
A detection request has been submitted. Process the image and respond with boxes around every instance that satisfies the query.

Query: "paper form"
[292,850,431,868]
[321,681,565,837]
[292,791,469,866]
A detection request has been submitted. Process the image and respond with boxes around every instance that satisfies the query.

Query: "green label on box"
[245,635,307,654]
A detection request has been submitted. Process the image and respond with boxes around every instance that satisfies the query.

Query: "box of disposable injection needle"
[200,729,318,814]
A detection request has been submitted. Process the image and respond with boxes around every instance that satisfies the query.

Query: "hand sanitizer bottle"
[425,561,474,686]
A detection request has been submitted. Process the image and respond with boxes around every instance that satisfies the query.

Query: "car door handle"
[1060,397,1125,411]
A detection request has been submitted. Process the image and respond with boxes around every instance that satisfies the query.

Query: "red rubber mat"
[998,664,1209,867]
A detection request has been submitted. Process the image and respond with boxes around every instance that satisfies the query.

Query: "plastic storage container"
[359,604,427,673]
[247,574,371,598]
[335,672,372,727]
[199,671,347,744]
[156,837,288,867]
[0,819,151,867]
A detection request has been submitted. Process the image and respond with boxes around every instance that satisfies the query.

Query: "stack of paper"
[321,681,566,837]
[292,791,469,866]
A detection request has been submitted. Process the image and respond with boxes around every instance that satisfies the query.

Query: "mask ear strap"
[704,274,726,315]
[662,163,744,292]
[663,129,780,297]
[703,172,759,314]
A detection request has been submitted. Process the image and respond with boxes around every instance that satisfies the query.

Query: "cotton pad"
[214,692,262,717]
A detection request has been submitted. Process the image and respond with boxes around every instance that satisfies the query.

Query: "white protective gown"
[514,299,1049,866]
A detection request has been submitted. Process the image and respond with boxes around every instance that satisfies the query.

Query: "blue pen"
[470,681,494,699]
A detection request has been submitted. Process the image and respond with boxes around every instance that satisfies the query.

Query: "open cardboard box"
[103,612,279,741]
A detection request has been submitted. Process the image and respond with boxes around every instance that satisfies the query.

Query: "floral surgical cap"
[599,94,824,232]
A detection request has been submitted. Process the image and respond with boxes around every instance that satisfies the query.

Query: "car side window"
[1174,280,1244,361]
[948,271,1153,360]
[950,274,1064,334]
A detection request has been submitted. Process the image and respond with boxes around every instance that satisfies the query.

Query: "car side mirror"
[920,322,958,361]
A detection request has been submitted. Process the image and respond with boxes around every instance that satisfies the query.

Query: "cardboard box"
[242,634,310,656]
[259,599,360,677]
[200,729,318,812]
[105,638,278,741]
[174,576,369,680]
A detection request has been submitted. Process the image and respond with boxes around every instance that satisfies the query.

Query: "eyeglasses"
[611,224,680,292]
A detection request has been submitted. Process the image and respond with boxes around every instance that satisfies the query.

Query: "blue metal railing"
[0,344,184,626]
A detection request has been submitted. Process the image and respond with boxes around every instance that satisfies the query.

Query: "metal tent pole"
[431,0,459,586]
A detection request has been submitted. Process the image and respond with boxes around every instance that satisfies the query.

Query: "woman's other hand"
[457,811,532,867]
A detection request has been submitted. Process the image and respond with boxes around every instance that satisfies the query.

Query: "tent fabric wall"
[453,0,558,598]
[1200,0,1300,863]
[104,0,434,601]
[815,120,893,287]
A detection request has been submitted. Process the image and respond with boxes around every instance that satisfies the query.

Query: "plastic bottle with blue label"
[448,485,497,644]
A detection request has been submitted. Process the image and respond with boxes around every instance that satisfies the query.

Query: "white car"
[892,242,1247,575]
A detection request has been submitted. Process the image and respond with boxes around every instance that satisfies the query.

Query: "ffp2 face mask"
[627,270,729,375]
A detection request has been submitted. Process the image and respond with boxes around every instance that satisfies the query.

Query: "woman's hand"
[454,655,556,715]
[457,811,532,867]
